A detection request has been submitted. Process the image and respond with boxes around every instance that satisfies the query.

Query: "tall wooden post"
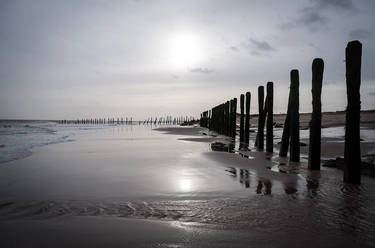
[280,73,294,157]
[229,100,233,136]
[266,82,273,153]
[344,40,362,184]
[308,58,324,170]
[289,70,300,162]
[232,98,237,139]
[256,86,265,150]
[240,94,245,142]
[245,92,251,144]
[226,101,230,136]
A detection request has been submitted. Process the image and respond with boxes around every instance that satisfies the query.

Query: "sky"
[0,0,374,120]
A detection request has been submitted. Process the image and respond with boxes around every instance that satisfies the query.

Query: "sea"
[0,120,110,164]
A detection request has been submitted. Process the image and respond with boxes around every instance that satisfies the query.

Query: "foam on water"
[0,120,109,164]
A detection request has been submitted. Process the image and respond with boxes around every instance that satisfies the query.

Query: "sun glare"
[179,178,192,192]
[166,32,205,68]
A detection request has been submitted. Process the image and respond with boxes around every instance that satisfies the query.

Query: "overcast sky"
[0,0,374,120]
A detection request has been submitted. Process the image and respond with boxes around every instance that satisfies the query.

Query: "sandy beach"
[1,112,375,247]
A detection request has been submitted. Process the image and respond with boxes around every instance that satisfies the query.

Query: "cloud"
[249,38,275,52]
[349,29,372,40]
[229,46,239,52]
[188,67,214,74]
[282,0,355,31]
[313,0,354,11]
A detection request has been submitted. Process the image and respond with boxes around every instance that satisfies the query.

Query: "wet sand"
[1,124,375,247]
[249,109,375,129]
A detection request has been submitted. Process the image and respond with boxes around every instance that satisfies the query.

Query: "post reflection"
[256,180,272,195]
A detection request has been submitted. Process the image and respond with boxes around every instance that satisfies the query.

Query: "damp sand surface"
[1,125,375,247]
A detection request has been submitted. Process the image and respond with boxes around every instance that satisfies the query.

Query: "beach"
[1,112,375,247]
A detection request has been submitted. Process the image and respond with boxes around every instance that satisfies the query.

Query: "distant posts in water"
[344,40,362,184]
[256,86,265,150]
[244,92,251,145]
[289,70,300,162]
[308,58,324,170]
[266,82,274,153]
[240,94,245,142]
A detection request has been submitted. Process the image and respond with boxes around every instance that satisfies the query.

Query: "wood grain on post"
[344,40,362,184]
[240,94,245,142]
[279,78,293,157]
[308,58,324,170]
[266,82,273,153]
[256,86,265,150]
[232,98,237,139]
[289,70,300,162]
[245,92,251,144]
[225,101,231,136]
[229,99,233,137]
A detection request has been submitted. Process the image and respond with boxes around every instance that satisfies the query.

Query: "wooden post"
[245,92,251,144]
[232,98,237,138]
[279,76,293,157]
[225,101,231,136]
[289,70,300,162]
[308,58,324,170]
[266,82,273,153]
[240,94,245,142]
[229,100,233,136]
[256,86,265,150]
[344,40,362,184]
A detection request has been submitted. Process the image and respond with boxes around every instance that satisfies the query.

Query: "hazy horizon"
[1,0,375,120]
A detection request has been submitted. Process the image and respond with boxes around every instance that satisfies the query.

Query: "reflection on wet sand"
[256,180,272,195]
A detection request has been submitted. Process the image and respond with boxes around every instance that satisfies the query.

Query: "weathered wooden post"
[308,58,324,170]
[245,92,251,144]
[256,86,265,150]
[344,40,362,184]
[232,98,237,139]
[280,76,293,157]
[266,82,273,153]
[240,94,245,142]
[289,70,300,162]
[226,101,230,136]
[229,100,233,136]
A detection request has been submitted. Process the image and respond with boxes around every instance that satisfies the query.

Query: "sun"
[166,32,205,68]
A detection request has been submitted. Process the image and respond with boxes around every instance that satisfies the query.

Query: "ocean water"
[0,120,112,164]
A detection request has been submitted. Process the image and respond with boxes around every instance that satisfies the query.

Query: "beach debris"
[323,157,374,177]
[274,123,283,128]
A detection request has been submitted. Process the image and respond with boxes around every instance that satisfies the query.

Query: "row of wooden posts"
[59,116,196,125]
[200,40,363,184]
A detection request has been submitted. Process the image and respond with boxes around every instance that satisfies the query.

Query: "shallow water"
[0,125,375,247]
